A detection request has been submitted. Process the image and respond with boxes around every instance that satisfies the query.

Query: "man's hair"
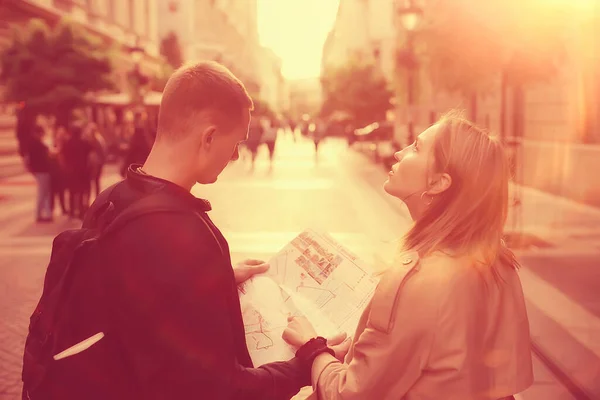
[157,61,253,141]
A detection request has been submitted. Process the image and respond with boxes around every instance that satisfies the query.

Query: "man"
[39,62,346,399]
[62,124,92,218]
[26,125,53,222]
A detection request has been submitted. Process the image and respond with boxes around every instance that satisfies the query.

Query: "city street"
[0,131,596,399]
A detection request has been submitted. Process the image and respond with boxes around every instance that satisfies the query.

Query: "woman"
[283,111,533,400]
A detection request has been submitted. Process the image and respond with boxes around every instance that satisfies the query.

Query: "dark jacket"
[62,137,92,183]
[121,127,153,176]
[27,139,51,173]
[41,166,310,399]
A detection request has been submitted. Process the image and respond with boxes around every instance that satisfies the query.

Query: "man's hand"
[233,259,269,285]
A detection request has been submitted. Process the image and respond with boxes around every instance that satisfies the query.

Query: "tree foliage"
[0,18,115,124]
[418,0,568,95]
[159,31,184,69]
[320,59,393,127]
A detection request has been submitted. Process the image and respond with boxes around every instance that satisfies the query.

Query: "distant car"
[349,122,398,168]
[325,120,352,137]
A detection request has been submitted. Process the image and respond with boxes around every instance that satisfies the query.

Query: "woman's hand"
[282,316,318,349]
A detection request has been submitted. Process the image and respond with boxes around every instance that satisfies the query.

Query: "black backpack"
[21,189,184,399]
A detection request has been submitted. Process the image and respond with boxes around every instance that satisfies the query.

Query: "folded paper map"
[239,229,379,366]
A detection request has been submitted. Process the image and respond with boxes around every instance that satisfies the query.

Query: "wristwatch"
[296,336,336,366]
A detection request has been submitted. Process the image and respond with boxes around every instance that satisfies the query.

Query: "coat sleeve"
[310,256,441,399]
[108,213,309,400]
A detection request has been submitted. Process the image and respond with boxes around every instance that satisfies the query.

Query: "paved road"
[0,132,582,399]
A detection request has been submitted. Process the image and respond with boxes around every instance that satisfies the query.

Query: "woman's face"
[384,124,440,201]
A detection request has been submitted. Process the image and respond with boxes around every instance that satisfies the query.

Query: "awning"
[90,91,163,106]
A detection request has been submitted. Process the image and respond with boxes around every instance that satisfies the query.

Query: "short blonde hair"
[403,110,519,270]
[157,61,253,140]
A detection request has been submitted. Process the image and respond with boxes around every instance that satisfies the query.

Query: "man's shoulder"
[103,210,221,271]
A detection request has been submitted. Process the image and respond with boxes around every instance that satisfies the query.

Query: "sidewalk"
[346,147,600,399]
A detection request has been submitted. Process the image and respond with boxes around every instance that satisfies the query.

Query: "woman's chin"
[383,180,394,195]
[383,181,403,200]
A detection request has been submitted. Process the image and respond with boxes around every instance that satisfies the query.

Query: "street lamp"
[396,0,423,145]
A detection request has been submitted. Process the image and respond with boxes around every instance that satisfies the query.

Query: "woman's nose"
[394,151,402,161]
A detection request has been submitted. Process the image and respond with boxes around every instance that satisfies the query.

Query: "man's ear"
[428,172,452,196]
[198,125,217,150]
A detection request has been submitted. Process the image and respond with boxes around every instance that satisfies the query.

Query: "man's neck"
[142,148,195,192]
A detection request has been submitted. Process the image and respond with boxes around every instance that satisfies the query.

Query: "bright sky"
[257,0,340,80]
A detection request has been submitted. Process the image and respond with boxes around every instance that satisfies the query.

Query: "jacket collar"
[126,164,212,212]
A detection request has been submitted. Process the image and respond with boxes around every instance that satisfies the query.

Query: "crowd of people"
[240,116,329,171]
[24,114,156,223]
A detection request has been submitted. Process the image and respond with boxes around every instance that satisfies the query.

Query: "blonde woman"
[283,111,533,400]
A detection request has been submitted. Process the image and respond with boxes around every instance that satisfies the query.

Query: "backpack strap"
[33,192,186,348]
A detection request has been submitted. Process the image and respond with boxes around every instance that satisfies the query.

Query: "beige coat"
[309,251,534,400]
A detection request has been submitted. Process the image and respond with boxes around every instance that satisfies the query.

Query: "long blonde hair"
[403,110,519,270]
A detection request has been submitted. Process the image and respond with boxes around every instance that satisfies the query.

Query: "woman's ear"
[428,173,452,195]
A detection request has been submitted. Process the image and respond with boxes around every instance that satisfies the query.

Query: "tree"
[320,58,393,128]
[159,31,184,69]
[418,0,508,121]
[0,18,115,137]
[417,0,567,129]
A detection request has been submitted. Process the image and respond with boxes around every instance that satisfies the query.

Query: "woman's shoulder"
[379,251,475,289]
[369,251,488,331]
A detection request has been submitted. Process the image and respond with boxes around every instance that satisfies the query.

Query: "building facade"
[321,0,396,83]
[400,0,600,206]
[0,0,162,93]
[256,46,289,115]
[158,0,263,95]
[288,78,322,120]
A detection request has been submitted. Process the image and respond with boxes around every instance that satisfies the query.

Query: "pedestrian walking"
[120,113,153,177]
[49,125,70,216]
[83,122,107,201]
[25,125,53,222]
[311,119,326,161]
[261,117,278,170]
[245,117,263,171]
[62,124,92,219]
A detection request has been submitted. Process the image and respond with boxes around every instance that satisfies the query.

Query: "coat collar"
[126,164,212,212]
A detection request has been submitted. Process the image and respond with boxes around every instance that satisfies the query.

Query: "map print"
[239,229,378,366]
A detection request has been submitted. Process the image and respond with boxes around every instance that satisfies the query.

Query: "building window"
[107,0,115,21]
[53,0,74,12]
[145,0,151,37]
[128,0,135,31]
